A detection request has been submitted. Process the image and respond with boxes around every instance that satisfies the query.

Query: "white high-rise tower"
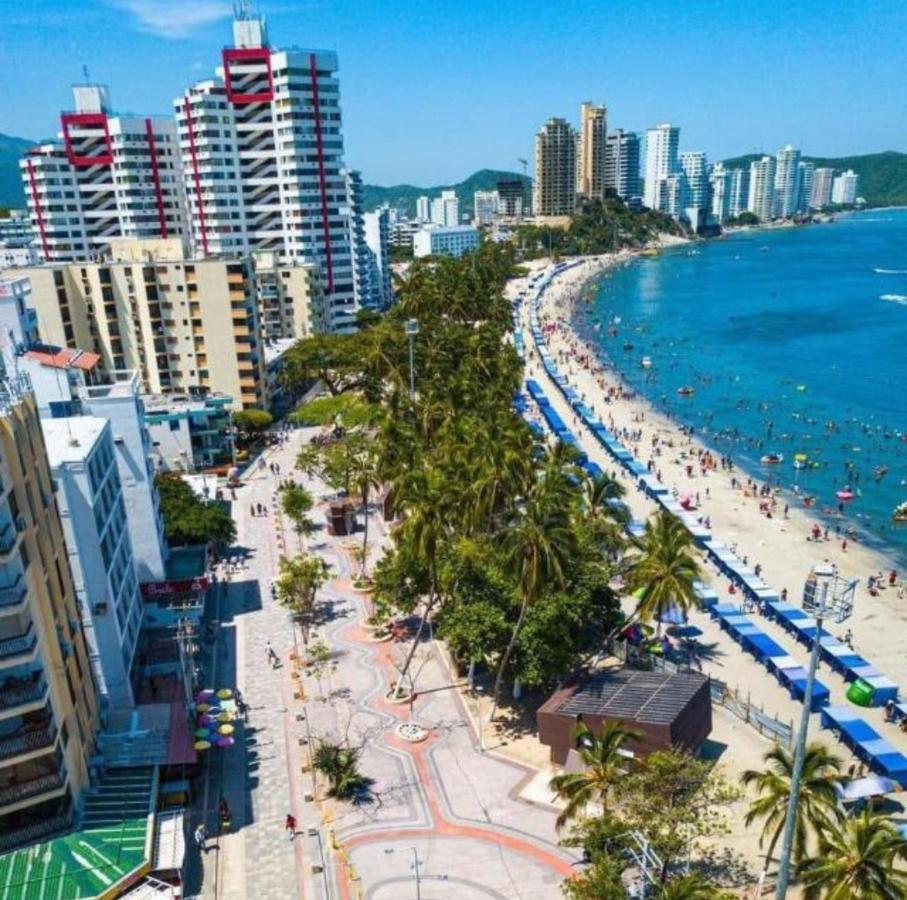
[175,9,361,331]
[20,85,185,262]
[643,124,680,212]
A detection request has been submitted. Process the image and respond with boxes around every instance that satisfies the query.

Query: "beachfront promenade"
[187,426,578,900]
[510,258,907,812]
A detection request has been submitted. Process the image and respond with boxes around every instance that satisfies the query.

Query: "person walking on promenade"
[194,823,208,853]
[266,641,279,666]
[285,813,297,839]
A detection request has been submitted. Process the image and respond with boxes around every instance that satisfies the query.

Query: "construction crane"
[517,158,528,177]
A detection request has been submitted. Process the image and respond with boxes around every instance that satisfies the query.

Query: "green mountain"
[722,151,907,207]
[362,168,531,217]
[0,133,33,208]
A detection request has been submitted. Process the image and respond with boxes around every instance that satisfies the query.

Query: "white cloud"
[109,0,232,39]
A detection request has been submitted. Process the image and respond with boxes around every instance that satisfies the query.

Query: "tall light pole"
[405,318,419,399]
[773,566,855,898]
[410,846,422,900]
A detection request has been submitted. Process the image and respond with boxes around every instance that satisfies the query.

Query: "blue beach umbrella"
[658,603,687,626]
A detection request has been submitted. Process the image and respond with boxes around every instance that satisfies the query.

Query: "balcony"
[0,624,37,664]
[0,720,56,762]
[0,523,18,555]
[0,576,27,613]
[0,769,67,811]
[0,809,72,852]
[0,675,47,716]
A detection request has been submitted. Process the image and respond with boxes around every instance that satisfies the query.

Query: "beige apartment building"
[577,102,607,201]
[0,375,100,851]
[253,251,326,342]
[21,238,269,410]
[534,118,577,217]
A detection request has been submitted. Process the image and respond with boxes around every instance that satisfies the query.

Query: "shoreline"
[558,235,906,568]
[521,248,906,647]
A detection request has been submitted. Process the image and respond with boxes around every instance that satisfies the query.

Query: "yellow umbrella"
[218,724,235,736]
[197,703,212,712]
[795,453,808,462]
[194,740,212,750]
[217,712,232,723]
[216,689,233,700]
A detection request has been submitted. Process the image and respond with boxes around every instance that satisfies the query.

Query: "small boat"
[640,356,653,368]
[894,502,907,523]
[623,341,634,351]
[836,489,855,502]
[760,453,784,465]
[676,386,695,396]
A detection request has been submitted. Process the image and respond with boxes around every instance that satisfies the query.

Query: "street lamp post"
[773,567,855,898]
[410,846,422,900]
[405,318,419,398]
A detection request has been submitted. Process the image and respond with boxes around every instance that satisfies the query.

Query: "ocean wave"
[874,268,907,274]
[880,294,907,305]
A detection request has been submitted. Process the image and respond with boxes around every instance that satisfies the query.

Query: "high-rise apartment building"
[253,252,325,342]
[534,118,577,216]
[797,161,815,215]
[709,162,731,224]
[577,102,607,201]
[643,124,680,212]
[680,152,710,213]
[416,196,431,222]
[831,170,860,205]
[473,191,499,226]
[0,372,100,850]
[773,145,802,218]
[728,168,750,219]
[21,239,268,409]
[811,167,836,209]
[19,85,185,264]
[496,180,526,219]
[747,156,776,221]
[344,170,371,316]
[604,130,641,202]
[363,208,392,310]
[430,191,459,227]
[42,416,143,709]
[174,10,359,331]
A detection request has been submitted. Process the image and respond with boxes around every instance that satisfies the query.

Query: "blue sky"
[2,0,905,185]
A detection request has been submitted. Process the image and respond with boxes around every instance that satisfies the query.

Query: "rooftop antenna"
[82,64,91,84]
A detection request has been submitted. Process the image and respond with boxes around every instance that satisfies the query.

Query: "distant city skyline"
[2,0,906,185]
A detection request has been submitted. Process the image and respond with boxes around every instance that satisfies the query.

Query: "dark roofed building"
[537,668,712,765]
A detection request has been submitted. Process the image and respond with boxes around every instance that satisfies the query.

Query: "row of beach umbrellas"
[193,688,237,750]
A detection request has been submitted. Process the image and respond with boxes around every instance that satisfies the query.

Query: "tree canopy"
[155,473,236,546]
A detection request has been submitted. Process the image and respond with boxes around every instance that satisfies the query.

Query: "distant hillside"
[0,133,32,208]
[362,169,531,217]
[722,151,907,208]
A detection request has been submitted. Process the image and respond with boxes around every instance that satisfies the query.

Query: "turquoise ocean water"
[575,209,907,563]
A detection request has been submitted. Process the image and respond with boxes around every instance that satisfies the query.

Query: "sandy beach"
[505,245,907,881]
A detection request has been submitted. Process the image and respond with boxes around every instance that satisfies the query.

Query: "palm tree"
[549,720,640,828]
[656,874,725,900]
[490,471,577,720]
[626,510,701,631]
[584,471,629,556]
[390,463,453,698]
[798,807,907,899]
[742,741,844,878]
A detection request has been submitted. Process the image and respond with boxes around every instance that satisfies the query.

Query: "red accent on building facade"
[223,47,274,104]
[309,53,334,294]
[61,112,114,166]
[145,118,169,239]
[26,160,51,262]
[183,97,209,256]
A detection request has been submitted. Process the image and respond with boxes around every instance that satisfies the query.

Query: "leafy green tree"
[798,808,907,899]
[281,331,371,396]
[657,875,730,900]
[549,721,640,828]
[626,511,701,632]
[306,638,333,698]
[280,483,315,542]
[155,473,236,546]
[293,393,379,429]
[232,409,273,435]
[275,553,331,649]
[617,750,740,884]
[561,853,628,900]
[742,741,844,877]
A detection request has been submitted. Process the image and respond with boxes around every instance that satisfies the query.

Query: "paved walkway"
[185,424,578,899]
